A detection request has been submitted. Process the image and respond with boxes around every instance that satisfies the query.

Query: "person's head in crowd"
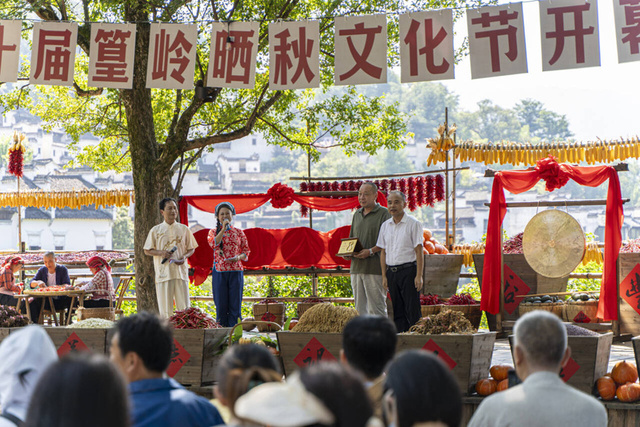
[3,256,24,273]
[341,315,397,380]
[86,255,112,274]
[0,325,57,424]
[386,191,407,219]
[299,363,374,427]
[24,353,130,427]
[358,182,378,210]
[216,343,282,421]
[43,252,57,273]
[109,311,173,382]
[159,197,179,224]
[513,310,570,380]
[384,350,461,427]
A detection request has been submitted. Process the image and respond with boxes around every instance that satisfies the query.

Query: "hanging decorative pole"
[7,131,26,250]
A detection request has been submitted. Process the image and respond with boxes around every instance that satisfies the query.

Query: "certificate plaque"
[336,238,363,257]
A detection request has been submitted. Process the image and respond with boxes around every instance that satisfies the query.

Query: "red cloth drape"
[482,161,623,321]
[179,191,387,226]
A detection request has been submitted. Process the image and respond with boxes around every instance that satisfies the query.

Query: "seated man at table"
[468,310,607,427]
[30,251,73,318]
[109,312,224,427]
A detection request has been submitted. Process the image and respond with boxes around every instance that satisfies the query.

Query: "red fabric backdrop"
[189,226,352,285]
[482,158,623,321]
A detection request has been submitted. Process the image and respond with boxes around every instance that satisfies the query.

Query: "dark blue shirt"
[129,378,225,427]
[32,265,71,286]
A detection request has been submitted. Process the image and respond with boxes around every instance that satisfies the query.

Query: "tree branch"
[73,81,103,98]
[27,0,60,21]
[258,116,308,148]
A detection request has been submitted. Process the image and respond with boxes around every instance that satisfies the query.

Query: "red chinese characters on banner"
[166,338,192,377]
[88,23,136,89]
[30,22,78,86]
[559,356,580,382]
[0,20,20,83]
[293,337,337,368]
[613,0,640,63]
[422,339,457,369]
[207,22,259,89]
[146,24,197,89]
[399,11,454,83]
[539,0,600,71]
[57,332,90,357]
[620,264,640,315]
[503,265,531,315]
[335,15,387,86]
[467,3,528,79]
[269,21,320,90]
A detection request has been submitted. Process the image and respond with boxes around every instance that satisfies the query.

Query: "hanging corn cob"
[582,241,603,266]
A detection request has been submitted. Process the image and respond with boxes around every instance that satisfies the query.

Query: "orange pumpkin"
[423,229,432,241]
[616,382,640,403]
[496,379,509,392]
[424,241,436,254]
[441,247,449,254]
[476,379,497,396]
[490,365,513,382]
[612,361,638,385]
[434,244,446,254]
[596,376,617,401]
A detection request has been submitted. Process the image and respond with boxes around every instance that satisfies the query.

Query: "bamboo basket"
[77,306,115,321]
[518,302,564,319]
[420,304,442,317]
[441,304,482,329]
[297,301,327,317]
[564,301,599,323]
[253,302,286,332]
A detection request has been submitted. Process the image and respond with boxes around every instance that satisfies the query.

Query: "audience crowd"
[0,310,608,427]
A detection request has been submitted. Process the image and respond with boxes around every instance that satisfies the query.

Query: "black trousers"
[387,265,421,333]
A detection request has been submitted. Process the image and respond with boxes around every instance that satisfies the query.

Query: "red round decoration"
[281,227,324,266]
[535,156,571,192]
[267,183,295,209]
[243,228,278,268]
[188,229,214,286]
[327,225,352,266]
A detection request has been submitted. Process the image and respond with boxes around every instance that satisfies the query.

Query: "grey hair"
[44,251,56,259]
[388,190,406,202]
[514,310,567,369]
[359,182,378,193]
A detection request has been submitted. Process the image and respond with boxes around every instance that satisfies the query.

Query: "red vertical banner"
[207,22,259,89]
[334,15,387,86]
[613,0,640,63]
[30,22,78,86]
[88,23,136,89]
[467,3,528,79]
[269,21,320,90]
[146,23,197,89]
[539,0,600,71]
[0,20,21,83]
[399,10,455,83]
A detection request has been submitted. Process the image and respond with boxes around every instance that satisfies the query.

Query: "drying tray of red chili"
[621,238,640,253]
[169,307,224,329]
[503,232,524,254]
[420,294,445,306]
[24,286,84,296]
[443,293,479,305]
[0,251,131,266]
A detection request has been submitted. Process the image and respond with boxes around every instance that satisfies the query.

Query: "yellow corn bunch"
[453,138,640,166]
[452,243,485,267]
[582,241,603,266]
[426,123,457,166]
[0,190,133,209]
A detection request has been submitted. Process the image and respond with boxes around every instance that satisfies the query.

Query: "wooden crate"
[170,328,231,386]
[45,328,108,356]
[617,253,640,336]
[474,254,569,328]
[508,332,612,394]
[422,254,463,297]
[277,332,343,377]
[396,332,496,395]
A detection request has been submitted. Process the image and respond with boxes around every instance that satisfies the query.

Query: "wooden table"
[19,289,89,326]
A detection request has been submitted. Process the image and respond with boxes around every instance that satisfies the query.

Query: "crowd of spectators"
[0,310,608,427]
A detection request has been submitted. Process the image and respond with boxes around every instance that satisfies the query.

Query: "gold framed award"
[336,238,363,257]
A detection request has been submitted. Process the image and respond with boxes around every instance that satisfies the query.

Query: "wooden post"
[444,108,450,248]
[307,150,313,229]
[451,130,456,249]
[17,177,21,250]
[312,273,318,297]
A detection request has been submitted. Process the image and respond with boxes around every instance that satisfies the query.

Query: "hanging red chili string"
[389,179,397,191]
[380,179,389,195]
[407,177,417,211]
[347,180,356,191]
[426,175,435,206]
[398,178,407,195]
[339,181,347,191]
[435,174,445,202]
[416,176,425,206]
[299,182,309,217]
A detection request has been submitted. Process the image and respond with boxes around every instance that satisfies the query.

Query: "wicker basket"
[442,304,482,329]
[253,302,286,332]
[77,307,115,321]
[297,301,326,317]
[518,302,564,319]
[420,304,442,317]
[564,301,599,323]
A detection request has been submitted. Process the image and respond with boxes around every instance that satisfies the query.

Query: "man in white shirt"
[144,198,198,317]
[376,191,424,332]
[468,310,607,427]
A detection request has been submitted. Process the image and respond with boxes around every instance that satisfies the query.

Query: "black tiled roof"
[55,205,112,220]
[25,207,51,219]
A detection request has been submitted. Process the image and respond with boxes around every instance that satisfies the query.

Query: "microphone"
[161,246,178,264]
